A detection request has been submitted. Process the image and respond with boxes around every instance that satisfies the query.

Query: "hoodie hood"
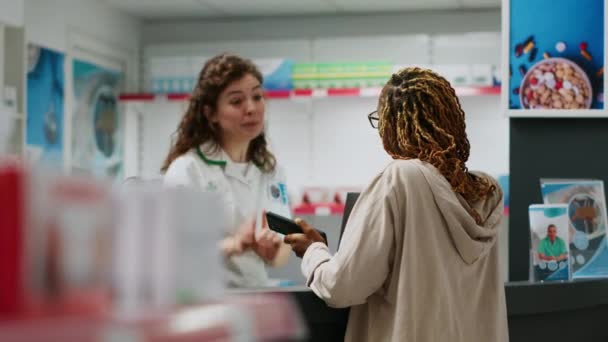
[411,159,504,265]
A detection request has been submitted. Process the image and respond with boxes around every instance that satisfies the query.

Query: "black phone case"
[266,212,303,235]
[266,212,329,244]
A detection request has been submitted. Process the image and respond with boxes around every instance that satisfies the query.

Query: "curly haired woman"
[285,67,509,342]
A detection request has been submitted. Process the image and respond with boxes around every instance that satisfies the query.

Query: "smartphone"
[266,211,303,235]
[265,211,328,244]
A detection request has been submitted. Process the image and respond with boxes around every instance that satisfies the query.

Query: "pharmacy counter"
[238,279,608,342]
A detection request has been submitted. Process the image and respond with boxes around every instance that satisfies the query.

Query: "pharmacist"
[162,53,291,287]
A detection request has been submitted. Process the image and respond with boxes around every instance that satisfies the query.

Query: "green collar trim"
[196,146,227,167]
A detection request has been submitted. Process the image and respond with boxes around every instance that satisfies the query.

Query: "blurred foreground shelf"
[0,293,307,342]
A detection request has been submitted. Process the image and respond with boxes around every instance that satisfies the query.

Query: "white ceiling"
[101,0,500,20]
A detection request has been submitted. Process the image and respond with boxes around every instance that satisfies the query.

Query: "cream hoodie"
[302,159,508,342]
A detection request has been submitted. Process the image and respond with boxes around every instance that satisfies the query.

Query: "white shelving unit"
[118,31,507,192]
[118,85,500,103]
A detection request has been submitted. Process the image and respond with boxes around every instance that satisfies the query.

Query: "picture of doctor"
[161,53,291,288]
[537,224,568,261]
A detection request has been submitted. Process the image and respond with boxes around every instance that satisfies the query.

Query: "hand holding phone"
[267,212,328,258]
[265,211,304,235]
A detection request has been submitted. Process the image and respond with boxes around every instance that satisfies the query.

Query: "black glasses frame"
[368,110,379,128]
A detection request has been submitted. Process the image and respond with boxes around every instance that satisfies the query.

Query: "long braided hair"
[378,67,496,206]
[161,53,276,173]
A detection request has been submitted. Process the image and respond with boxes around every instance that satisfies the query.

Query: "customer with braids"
[162,53,292,288]
[284,67,508,341]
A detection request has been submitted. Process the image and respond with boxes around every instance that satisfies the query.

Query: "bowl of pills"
[519,57,592,109]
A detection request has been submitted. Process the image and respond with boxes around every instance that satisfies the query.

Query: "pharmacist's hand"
[221,219,256,257]
[254,227,282,262]
[252,211,282,262]
[284,218,326,258]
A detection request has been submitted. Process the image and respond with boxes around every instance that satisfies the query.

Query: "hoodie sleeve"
[301,171,398,308]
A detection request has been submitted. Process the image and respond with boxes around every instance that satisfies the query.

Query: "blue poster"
[509,0,604,110]
[26,44,64,166]
[71,59,124,180]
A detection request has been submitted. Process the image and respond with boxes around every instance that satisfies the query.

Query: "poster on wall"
[71,59,124,180]
[505,0,606,116]
[26,44,65,166]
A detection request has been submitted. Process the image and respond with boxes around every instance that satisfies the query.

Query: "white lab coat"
[163,141,292,287]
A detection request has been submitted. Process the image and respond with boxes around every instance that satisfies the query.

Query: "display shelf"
[119,86,500,102]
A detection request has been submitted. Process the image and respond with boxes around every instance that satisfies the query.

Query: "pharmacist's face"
[209,73,266,144]
[548,226,557,241]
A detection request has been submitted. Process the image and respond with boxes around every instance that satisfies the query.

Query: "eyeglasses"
[368,110,379,129]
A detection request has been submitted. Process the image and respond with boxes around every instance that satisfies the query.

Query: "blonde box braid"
[378,67,496,215]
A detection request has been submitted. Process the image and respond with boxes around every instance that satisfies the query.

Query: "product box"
[292,63,319,89]
[293,62,392,89]
[317,62,392,88]
[146,56,294,93]
[256,59,294,90]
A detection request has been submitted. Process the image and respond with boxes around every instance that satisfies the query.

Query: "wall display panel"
[503,0,608,117]
[26,44,64,166]
[71,59,124,180]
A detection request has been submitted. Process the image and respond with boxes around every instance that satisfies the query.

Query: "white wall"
[267,97,391,192]
[139,101,186,179]
[143,9,500,44]
[459,96,509,176]
[0,0,24,27]
[25,0,139,53]
[25,0,141,91]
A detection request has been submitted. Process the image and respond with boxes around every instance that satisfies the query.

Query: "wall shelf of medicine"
[119,85,500,102]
